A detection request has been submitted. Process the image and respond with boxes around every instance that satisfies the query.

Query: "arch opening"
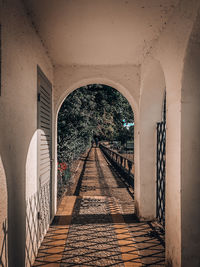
[56,84,135,203]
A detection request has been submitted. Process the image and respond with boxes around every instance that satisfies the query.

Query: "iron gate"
[156,94,166,227]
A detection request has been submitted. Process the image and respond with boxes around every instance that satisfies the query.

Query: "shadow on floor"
[0,220,8,267]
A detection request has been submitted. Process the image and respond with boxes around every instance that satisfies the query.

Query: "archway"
[56,83,135,204]
[52,78,139,213]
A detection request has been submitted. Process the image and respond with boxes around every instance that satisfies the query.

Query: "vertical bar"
[156,122,159,219]
[156,121,166,227]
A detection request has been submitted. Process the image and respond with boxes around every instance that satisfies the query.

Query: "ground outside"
[33,147,165,267]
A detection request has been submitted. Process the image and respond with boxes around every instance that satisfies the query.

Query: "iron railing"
[156,95,166,227]
[99,143,134,187]
[0,219,8,267]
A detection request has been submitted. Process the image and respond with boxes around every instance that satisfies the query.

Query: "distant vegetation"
[57,84,134,163]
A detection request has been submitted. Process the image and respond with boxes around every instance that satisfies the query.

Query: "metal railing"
[156,93,166,228]
[99,143,134,187]
[156,121,166,227]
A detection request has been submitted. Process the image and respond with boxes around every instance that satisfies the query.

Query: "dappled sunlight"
[25,129,51,267]
[0,155,7,222]
[34,148,164,266]
[26,130,38,199]
[0,155,8,267]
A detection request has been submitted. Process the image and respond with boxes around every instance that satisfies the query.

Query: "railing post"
[99,143,134,187]
[128,160,132,174]
[120,156,123,167]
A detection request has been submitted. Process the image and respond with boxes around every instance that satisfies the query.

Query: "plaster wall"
[54,65,140,110]
[0,0,53,266]
[136,58,165,219]
[151,0,200,265]
[180,13,200,265]
[0,1,8,266]
[0,156,8,266]
[24,0,179,66]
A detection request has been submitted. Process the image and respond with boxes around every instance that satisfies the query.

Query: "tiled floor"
[33,148,165,267]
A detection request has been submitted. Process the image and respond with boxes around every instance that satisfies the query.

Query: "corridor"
[1,1,200,265]
[33,148,164,266]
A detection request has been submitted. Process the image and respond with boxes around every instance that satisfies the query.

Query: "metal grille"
[0,219,8,267]
[156,94,166,227]
[156,122,166,226]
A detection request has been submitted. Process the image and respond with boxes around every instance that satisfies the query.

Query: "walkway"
[33,148,165,266]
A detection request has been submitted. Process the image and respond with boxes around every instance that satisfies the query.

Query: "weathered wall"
[151,0,200,265]
[0,2,8,266]
[0,156,8,266]
[24,0,179,66]
[180,9,200,266]
[0,0,53,266]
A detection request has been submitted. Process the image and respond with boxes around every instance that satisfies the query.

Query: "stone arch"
[135,57,166,220]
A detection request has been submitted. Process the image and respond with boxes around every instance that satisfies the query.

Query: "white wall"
[152,0,200,265]
[181,11,200,265]
[24,0,179,66]
[0,0,53,266]
[0,1,8,266]
[0,156,8,266]
[54,65,140,109]
[136,57,165,220]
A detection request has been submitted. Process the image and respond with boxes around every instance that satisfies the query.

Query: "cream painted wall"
[25,0,179,66]
[181,12,200,265]
[136,57,165,220]
[151,0,200,265]
[26,132,38,199]
[0,1,8,266]
[54,64,140,110]
[0,0,53,266]
[0,156,8,266]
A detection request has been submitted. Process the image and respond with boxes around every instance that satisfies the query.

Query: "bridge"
[33,147,164,266]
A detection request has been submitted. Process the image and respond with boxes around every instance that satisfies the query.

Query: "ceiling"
[25,0,179,66]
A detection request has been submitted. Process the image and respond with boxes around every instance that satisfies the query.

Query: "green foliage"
[57,84,134,163]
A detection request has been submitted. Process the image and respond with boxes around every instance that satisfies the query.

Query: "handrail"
[99,143,134,187]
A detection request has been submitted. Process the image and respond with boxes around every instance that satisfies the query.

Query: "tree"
[57,84,134,163]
